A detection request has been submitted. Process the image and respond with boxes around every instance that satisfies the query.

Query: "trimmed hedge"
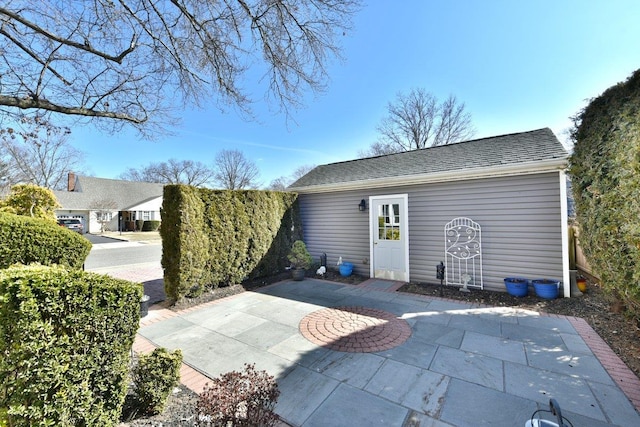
[142,220,161,231]
[0,212,91,269]
[132,348,183,415]
[161,186,302,302]
[570,68,640,320]
[161,185,211,300]
[0,265,142,426]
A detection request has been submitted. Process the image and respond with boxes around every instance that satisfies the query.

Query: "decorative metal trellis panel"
[444,217,483,289]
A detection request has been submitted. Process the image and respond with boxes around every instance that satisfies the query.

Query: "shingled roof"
[54,176,164,210]
[289,128,568,193]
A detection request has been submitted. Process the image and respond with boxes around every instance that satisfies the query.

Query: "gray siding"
[298,172,564,292]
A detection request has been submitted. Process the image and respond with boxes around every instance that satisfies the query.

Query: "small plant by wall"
[131,348,183,415]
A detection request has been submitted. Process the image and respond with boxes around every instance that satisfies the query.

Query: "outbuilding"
[288,128,571,296]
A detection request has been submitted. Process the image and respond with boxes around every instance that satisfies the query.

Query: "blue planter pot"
[504,278,529,297]
[532,279,560,299]
[339,262,353,277]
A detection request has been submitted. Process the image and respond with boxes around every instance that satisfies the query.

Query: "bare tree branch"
[0,1,360,135]
[365,88,476,156]
[214,149,259,190]
[120,158,215,187]
[0,117,86,190]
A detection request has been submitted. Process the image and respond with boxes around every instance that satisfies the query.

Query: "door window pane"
[377,203,400,240]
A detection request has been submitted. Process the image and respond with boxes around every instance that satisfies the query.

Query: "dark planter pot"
[504,278,529,297]
[291,268,306,281]
[140,294,150,317]
[339,262,353,277]
[532,279,560,300]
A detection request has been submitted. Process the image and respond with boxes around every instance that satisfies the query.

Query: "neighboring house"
[289,128,572,296]
[54,174,164,233]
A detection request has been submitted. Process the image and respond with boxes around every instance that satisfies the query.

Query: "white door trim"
[369,194,410,281]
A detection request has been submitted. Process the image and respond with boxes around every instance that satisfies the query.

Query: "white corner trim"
[559,170,571,298]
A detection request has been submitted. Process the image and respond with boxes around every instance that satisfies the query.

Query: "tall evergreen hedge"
[0,212,91,269]
[161,186,302,302]
[569,68,640,320]
[160,185,211,300]
[0,265,142,426]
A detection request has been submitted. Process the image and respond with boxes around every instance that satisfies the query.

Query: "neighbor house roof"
[289,128,569,193]
[54,176,164,210]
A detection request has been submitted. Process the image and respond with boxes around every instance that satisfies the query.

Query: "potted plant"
[288,240,313,281]
[504,277,529,297]
[576,276,587,293]
[532,279,560,299]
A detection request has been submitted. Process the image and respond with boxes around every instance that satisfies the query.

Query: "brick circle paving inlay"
[299,306,412,353]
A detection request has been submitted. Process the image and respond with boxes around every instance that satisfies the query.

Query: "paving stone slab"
[430,346,504,392]
[504,361,605,421]
[402,411,455,427]
[268,333,330,366]
[376,335,438,368]
[447,313,503,337]
[411,321,464,348]
[275,366,340,426]
[502,321,566,348]
[244,300,310,328]
[516,314,576,334]
[461,330,527,364]
[309,351,385,389]
[589,382,640,426]
[524,342,615,385]
[140,316,195,341]
[439,379,538,426]
[425,299,475,312]
[408,310,453,327]
[559,332,593,355]
[365,359,449,416]
[234,320,299,351]
[192,310,268,337]
[303,383,409,427]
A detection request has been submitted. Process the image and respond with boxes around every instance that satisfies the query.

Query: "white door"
[370,195,409,281]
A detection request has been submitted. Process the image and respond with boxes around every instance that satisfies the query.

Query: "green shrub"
[161,185,211,302]
[0,183,59,221]
[142,220,161,231]
[196,364,280,427]
[570,68,640,320]
[135,219,145,231]
[132,348,182,415]
[288,240,313,269]
[0,265,142,426]
[161,186,302,302]
[0,211,91,269]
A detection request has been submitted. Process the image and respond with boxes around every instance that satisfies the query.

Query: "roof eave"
[289,158,568,194]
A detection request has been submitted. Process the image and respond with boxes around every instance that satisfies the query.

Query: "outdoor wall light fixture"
[358,199,367,212]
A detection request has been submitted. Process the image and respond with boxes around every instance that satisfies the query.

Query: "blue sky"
[70,1,640,187]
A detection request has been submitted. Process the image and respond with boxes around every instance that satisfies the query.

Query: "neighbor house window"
[142,211,151,220]
[96,212,112,221]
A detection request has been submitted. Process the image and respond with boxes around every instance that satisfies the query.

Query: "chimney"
[67,172,76,191]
